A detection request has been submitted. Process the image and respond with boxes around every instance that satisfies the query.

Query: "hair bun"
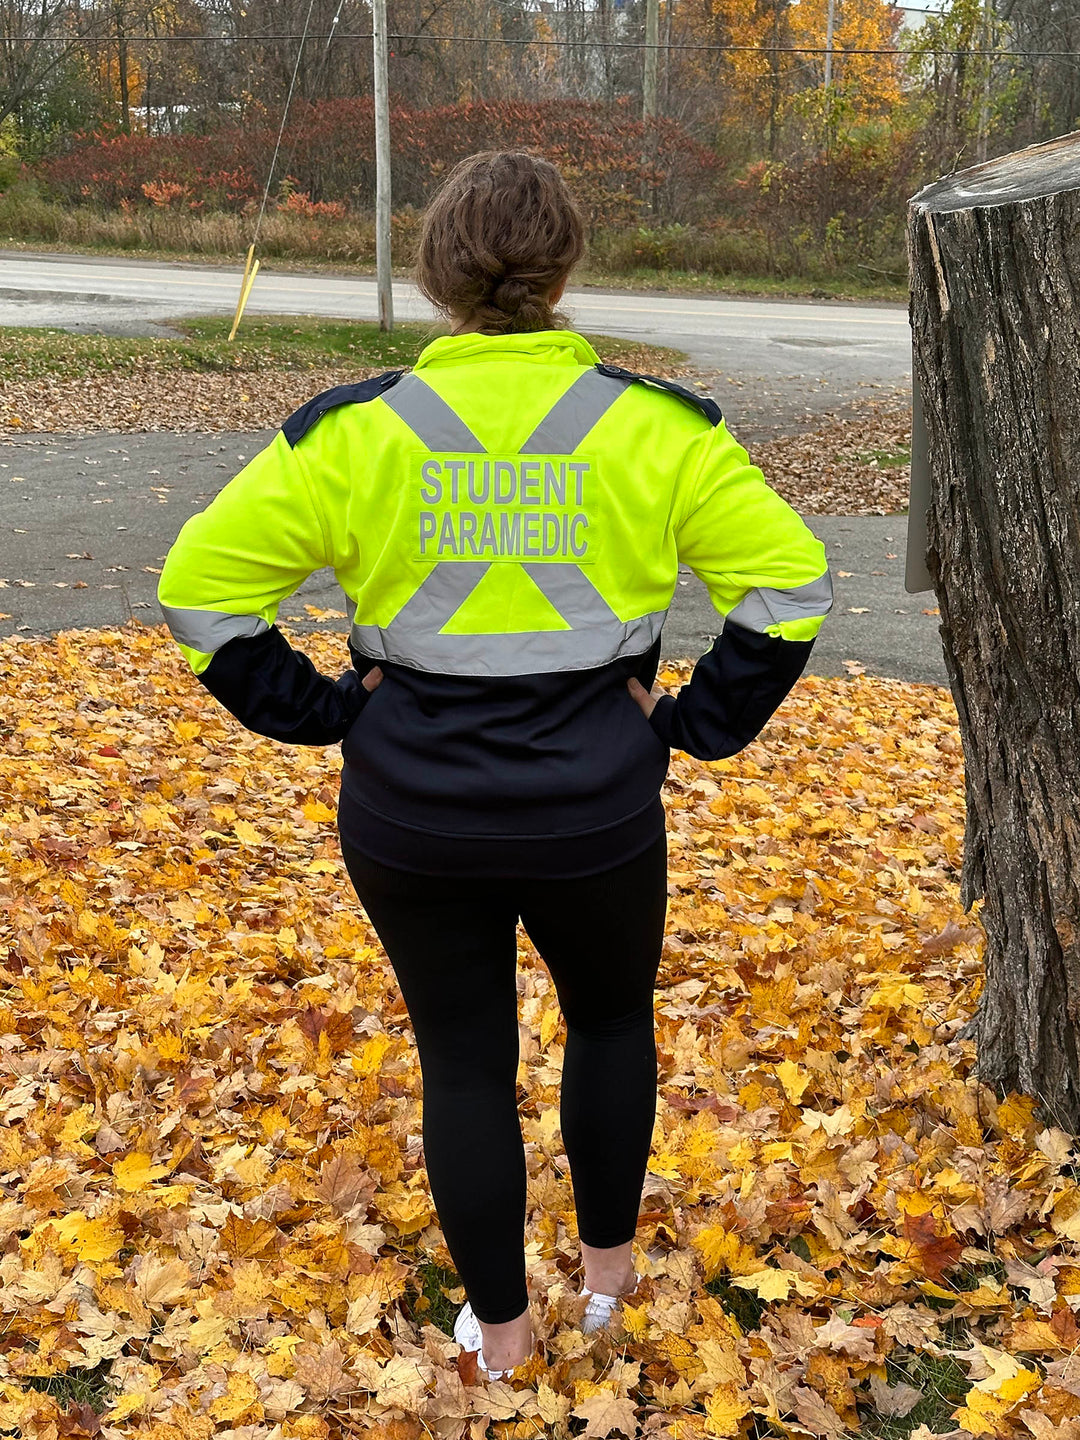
[492,276,532,314]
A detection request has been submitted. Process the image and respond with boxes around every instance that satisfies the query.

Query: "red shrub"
[33,99,722,230]
[278,190,347,219]
[141,179,188,208]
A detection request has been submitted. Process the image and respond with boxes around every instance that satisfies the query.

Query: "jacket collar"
[412,329,602,371]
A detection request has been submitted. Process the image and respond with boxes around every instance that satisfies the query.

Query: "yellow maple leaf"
[1051,1190,1080,1243]
[302,799,336,822]
[621,1301,650,1340]
[997,1093,1039,1138]
[730,1267,798,1302]
[264,1334,303,1378]
[132,1256,191,1310]
[108,1390,152,1423]
[377,1183,434,1234]
[352,1032,392,1077]
[571,1389,640,1438]
[209,1371,260,1422]
[47,1212,125,1264]
[113,1153,171,1192]
[776,1059,811,1103]
[536,1381,573,1425]
[540,1004,563,1050]
[704,1382,752,1437]
[955,1368,1041,1433]
[693,1227,760,1279]
[233,819,264,845]
[867,976,926,1011]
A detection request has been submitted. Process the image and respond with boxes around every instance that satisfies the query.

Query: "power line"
[31,33,1080,60]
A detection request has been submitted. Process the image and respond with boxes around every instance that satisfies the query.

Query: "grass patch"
[25,1359,115,1414]
[952,1256,1008,1291]
[0,187,915,305]
[401,1260,462,1336]
[855,446,912,468]
[858,1343,972,1438]
[1,314,689,383]
[705,1275,769,1331]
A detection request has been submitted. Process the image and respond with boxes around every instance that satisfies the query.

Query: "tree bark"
[908,131,1080,1132]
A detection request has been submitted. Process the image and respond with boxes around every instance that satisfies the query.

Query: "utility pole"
[643,0,659,121]
[824,0,837,89]
[372,0,393,332]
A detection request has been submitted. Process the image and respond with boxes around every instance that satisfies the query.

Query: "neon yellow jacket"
[158,329,832,872]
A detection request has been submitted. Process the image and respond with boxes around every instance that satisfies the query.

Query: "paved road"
[1,251,912,430]
[0,430,947,686]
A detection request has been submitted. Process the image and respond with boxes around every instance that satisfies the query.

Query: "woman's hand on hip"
[627,676,664,718]
[363,666,384,693]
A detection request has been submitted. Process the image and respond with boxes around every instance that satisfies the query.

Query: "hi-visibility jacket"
[158,329,832,876]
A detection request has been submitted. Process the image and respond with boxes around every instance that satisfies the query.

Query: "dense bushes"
[31,99,721,234]
[733,121,921,278]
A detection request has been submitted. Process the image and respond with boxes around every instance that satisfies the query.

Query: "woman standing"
[158,151,832,1383]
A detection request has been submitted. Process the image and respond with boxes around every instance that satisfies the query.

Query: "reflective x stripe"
[381,373,485,451]
[521,562,619,627]
[351,369,652,676]
[160,605,268,652]
[376,561,489,635]
[726,571,834,633]
[519,369,633,453]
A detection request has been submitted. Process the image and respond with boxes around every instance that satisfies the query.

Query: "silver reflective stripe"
[726,570,835,633]
[350,608,665,677]
[381,373,485,452]
[383,560,489,633]
[160,604,268,652]
[523,562,619,627]
[519,370,631,453]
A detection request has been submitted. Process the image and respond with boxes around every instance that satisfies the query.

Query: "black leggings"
[339,835,668,1324]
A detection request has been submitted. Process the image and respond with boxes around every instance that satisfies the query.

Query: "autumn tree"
[786,0,901,119]
[997,0,1080,147]
[0,0,93,129]
[906,0,1000,174]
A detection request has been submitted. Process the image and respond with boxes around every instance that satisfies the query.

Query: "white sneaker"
[580,1271,642,1333]
[453,1300,515,1381]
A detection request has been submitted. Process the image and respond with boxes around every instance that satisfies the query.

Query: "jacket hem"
[337,789,667,879]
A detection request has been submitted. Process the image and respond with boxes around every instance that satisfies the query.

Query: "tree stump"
[908,131,1080,1131]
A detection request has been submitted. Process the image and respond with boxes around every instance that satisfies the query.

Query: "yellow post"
[228,245,258,342]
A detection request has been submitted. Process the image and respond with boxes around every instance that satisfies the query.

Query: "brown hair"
[415,151,585,335]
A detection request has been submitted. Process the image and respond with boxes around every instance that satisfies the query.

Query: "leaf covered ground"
[2,626,1077,1440]
[752,405,910,517]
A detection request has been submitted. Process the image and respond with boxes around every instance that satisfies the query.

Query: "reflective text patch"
[412,452,598,563]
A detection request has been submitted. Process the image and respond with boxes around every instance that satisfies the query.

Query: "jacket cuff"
[648,693,677,746]
[336,668,371,724]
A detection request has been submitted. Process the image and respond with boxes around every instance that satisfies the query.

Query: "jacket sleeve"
[156,429,368,745]
[649,420,833,761]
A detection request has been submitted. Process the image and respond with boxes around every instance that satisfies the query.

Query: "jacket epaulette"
[282,369,408,447]
[594,363,723,427]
